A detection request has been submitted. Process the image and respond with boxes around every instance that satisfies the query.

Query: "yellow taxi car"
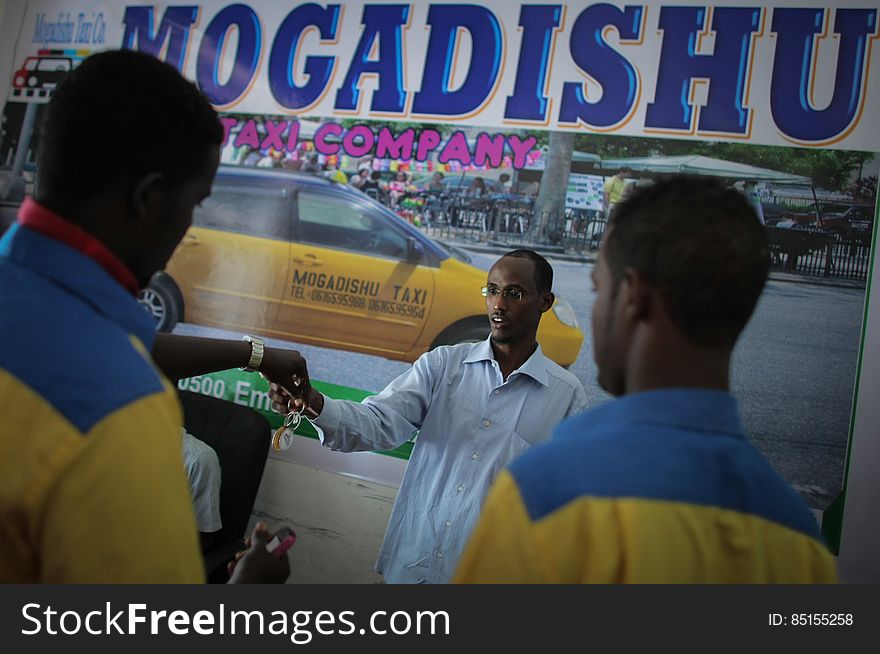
[138,165,583,366]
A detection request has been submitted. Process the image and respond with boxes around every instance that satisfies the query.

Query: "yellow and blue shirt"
[455,389,837,583]
[0,200,204,583]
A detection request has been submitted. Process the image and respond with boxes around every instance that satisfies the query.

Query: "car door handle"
[182,234,201,246]
[292,254,323,266]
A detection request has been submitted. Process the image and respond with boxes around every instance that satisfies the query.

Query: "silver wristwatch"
[240,335,265,372]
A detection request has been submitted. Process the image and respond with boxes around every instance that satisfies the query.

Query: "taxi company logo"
[33,12,107,45]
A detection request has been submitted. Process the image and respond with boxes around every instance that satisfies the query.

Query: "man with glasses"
[270,249,587,583]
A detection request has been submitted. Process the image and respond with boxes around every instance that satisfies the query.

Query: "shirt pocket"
[512,411,555,446]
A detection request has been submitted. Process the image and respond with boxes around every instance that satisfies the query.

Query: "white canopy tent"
[599,154,811,184]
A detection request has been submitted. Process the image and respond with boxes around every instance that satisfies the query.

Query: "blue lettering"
[196,4,261,107]
[644,6,762,134]
[268,3,340,110]
[559,3,643,128]
[122,6,198,72]
[504,4,562,122]
[335,4,409,113]
[770,8,877,143]
[412,4,503,116]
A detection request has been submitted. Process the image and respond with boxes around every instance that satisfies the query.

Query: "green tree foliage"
[848,175,878,203]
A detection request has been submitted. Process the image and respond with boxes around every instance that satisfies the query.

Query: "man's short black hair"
[37,49,222,209]
[605,175,770,348]
[502,249,553,294]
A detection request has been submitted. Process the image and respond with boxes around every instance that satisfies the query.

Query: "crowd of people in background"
[233,140,787,238]
[234,145,526,208]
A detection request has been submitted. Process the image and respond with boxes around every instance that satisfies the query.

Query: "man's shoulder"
[505,418,617,521]
[511,411,610,472]
[1,298,165,434]
[511,407,825,541]
[542,359,585,391]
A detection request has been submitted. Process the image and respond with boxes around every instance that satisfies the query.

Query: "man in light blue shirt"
[274,250,587,583]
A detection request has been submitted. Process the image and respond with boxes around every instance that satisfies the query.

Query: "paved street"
[176,254,866,511]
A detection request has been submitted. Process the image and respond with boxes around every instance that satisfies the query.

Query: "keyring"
[283,409,302,430]
[272,424,295,451]
[272,391,323,451]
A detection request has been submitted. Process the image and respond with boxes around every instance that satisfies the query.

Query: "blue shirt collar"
[463,337,551,387]
[0,223,157,349]
[583,388,747,439]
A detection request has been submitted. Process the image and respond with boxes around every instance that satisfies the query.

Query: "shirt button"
[457,484,464,493]
[472,452,478,460]
[445,520,452,528]
[494,389,501,395]
[435,551,443,559]
[483,420,491,427]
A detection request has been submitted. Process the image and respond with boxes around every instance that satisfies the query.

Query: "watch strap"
[240,335,264,372]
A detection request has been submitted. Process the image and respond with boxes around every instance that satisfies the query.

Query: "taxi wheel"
[431,318,489,348]
[138,273,183,332]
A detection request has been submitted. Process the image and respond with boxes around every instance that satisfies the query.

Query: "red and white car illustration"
[10,49,89,103]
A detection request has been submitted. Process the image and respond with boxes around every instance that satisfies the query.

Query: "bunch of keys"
[272,398,302,452]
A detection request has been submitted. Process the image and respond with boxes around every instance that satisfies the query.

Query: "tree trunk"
[531,131,575,244]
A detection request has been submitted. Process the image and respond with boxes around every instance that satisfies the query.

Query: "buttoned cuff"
[313,395,341,445]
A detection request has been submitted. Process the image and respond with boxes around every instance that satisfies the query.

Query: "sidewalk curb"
[436,238,868,291]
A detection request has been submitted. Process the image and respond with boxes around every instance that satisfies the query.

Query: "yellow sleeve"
[453,471,546,583]
[39,390,205,583]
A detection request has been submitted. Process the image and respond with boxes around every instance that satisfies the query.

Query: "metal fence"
[390,192,871,282]
[765,227,870,280]
[416,194,607,253]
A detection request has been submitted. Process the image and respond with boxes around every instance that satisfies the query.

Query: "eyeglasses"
[481,285,525,302]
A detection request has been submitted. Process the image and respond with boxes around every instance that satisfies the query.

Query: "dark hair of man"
[605,175,770,348]
[502,249,553,294]
[36,49,222,214]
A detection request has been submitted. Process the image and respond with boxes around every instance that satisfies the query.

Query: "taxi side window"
[194,183,291,240]
[37,58,71,72]
[297,192,409,259]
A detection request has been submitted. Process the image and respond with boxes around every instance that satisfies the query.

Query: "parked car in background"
[138,166,584,366]
[817,202,874,236]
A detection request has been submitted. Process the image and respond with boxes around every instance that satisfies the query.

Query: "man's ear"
[539,291,555,313]
[620,268,652,322]
[130,172,164,223]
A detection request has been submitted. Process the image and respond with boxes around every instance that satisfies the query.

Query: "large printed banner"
[6,0,880,151]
